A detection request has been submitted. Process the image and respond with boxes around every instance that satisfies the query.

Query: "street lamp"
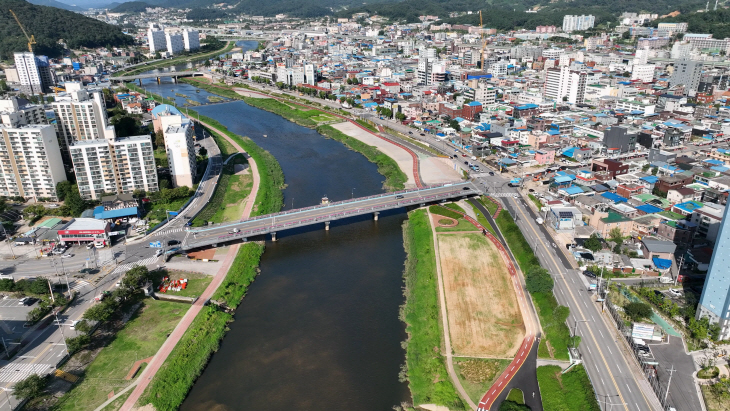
[570,319,591,347]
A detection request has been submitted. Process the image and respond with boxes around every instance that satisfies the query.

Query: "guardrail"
[183,186,477,249]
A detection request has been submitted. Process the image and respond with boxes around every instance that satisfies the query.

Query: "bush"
[525,267,553,293]
[14,374,47,400]
[624,302,652,322]
[66,334,91,354]
[500,400,530,411]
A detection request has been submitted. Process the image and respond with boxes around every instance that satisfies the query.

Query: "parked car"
[18,297,28,305]
[668,288,681,297]
[583,270,597,279]
[86,243,94,250]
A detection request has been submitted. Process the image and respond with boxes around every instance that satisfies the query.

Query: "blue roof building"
[601,192,628,203]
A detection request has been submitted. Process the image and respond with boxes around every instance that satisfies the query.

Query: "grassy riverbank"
[401,209,466,410]
[494,210,572,361]
[191,155,252,226]
[317,125,407,191]
[113,42,234,77]
[537,365,600,411]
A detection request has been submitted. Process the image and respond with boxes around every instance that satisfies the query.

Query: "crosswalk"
[68,280,90,292]
[0,363,55,383]
[112,255,160,274]
[152,227,184,237]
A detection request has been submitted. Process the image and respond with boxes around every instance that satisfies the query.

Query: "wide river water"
[138,41,411,410]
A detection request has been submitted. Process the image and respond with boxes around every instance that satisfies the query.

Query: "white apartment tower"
[166,33,185,55]
[71,136,158,200]
[0,97,47,127]
[544,66,587,104]
[183,30,200,51]
[0,124,66,200]
[562,15,595,32]
[164,122,196,188]
[51,82,116,155]
[147,23,167,54]
[14,52,55,95]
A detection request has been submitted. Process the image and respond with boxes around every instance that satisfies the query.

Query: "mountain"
[110,1,150,12]
[0,0,134,59]
[26,0,84,11]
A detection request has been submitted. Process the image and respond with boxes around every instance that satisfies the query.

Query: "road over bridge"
[111,71,205,82]
[181,182,481,250]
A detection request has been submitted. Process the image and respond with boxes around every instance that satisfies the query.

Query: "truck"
[508,178,522,187]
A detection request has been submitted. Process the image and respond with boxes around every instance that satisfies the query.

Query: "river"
[137,41,411,410]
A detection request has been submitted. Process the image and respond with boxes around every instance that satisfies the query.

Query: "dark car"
[583,271,597,278]
[464,161,468,165]
[489,171,495,176]
[168,240,180,246]
[528,189,535,192]
[420,133,425,136]
[395,195,404,199]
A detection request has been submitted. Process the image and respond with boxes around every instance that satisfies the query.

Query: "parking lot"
[0,296,40,342]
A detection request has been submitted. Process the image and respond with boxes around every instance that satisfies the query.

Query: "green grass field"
[402,209,466,410]
[191,155,252,226]
[453,358,511,404]
[435,219,479,232]
[153,271,212,298]
[480,196,500,216]
[55,300,186,411]
[536,365,600,411]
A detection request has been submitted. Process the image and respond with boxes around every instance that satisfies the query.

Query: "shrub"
[525,266,553,293]
[624,302,652,322]
[66,334,91,354]
[429,205,462,220]
[14,374,47,400]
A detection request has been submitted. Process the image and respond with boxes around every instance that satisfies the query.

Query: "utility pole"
[674,253,684,286]
[664,365,676,404]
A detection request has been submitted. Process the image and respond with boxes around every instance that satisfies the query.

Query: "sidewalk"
[120,117,261,411]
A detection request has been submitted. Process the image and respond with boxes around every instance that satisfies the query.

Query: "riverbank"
[113,42,234,77]
[401,209,466,410]
[180,78,417,190]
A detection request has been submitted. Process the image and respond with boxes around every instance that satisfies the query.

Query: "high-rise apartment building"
[71,135,158,200]
[562,15,595,32]
[697,204,730,340]
[544,66,587,104]
[0,97,47,127]
[165,33,185,55]
[14,52,56,95]
[147,23,167,54]
[164,122,196,188]
[670,60,704,96]
[50,82,116,156]
[183,30,200,51]
[0,124,66,200]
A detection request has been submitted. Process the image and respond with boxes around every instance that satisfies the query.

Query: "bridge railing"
[183,188,470,249]
[190,182,466,234]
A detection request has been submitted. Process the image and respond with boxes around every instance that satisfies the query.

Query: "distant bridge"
[111,71,206,83]
[181,182,480,250]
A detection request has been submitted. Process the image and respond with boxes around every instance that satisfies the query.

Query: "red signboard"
[58,230,105,235]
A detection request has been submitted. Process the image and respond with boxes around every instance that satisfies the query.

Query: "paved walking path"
[427,209,477,411]
[120,118,261,411]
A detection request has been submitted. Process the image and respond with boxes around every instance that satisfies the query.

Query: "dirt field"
[438,233,525,357]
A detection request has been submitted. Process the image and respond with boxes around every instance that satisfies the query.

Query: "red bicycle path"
[120,117,260,411]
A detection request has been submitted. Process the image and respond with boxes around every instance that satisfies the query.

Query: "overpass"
[111,71,206,84]
[181,182,480,250]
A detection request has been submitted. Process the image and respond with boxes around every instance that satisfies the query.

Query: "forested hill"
[0,0,133,60]
[110,1,151,12]
[338,0,706,25]
[656,8,730,39]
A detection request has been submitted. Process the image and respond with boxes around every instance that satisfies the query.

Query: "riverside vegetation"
[401,209,466,410]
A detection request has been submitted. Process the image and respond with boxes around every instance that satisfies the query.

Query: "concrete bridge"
[111,71,206,84]
[181,182,481,250]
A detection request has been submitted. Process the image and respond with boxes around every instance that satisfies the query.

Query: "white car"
[155,249,163,257]
[668,288,681,297]
[62,253,74,259]
[69,320,79,330]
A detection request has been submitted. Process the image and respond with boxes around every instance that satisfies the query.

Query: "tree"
[395,112,406,122]
[449,119,461,131]
[689,317,710,340]
[74,319,91,334]
[122,265,150,289]
[13,374,47,400]
[583,233,602,252]
[499,400,530,411]
[66,334,91,353]
[624,302,652,322]
[608,227,623,245]
[154,130,165,149]
[525,266,554,293]
[56,180,73,201]
[83,302,115,322]
[65,185,87,217]
[199,147,207,157]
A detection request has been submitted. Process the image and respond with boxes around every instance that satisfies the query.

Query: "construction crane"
[9,9,36,53]
[51,86,65,96]
[479,11,487,72]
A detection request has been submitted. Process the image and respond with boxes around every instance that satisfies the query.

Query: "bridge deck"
[112,71,201,81]
[181,182,480,250]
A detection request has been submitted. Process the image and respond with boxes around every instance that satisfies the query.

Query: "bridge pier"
[156,77,161,84]
[138,78,142,87]
[271,232,277,241]
[325,221,330,231]
[172,76,177,84]
[373,212,379,221]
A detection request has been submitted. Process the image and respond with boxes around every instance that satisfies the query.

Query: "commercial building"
[70,135,157,200]
[562,15,595,32]
[603,126,637,153]
[0,124,66,200]
[670,60,704,96]
[544,66,587,104]
[57,218,110,246]
[14,52,55,95]
[631,64,655,83]
[147,23,167,54]
[697,204,730,340]
[183,30,200,51]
